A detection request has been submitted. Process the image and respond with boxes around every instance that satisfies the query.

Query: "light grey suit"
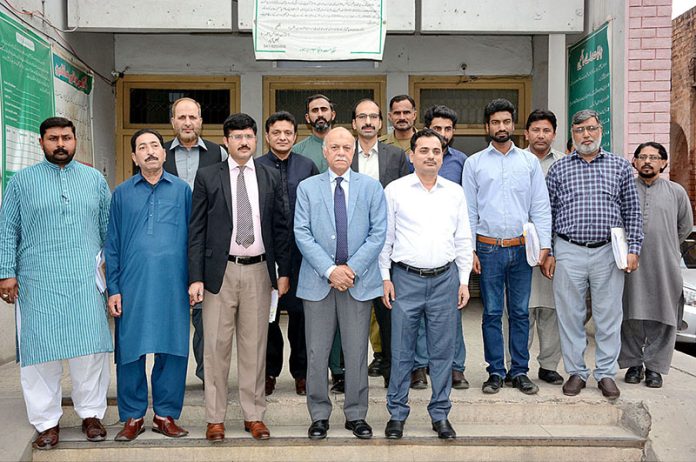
[294,168,387,421]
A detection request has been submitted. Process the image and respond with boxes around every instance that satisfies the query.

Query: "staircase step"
[33,424,646,462]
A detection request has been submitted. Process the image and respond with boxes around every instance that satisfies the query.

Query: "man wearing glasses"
[188,113,291,441]
[351,98,410,388]
[544,109,643,400]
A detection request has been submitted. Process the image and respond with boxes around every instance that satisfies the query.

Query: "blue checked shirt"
[546,149,643,255]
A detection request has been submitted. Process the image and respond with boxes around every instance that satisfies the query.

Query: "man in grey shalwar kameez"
[621,142,693,388]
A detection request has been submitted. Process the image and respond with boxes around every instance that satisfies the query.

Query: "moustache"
[53,148,68,155]
[145,155,159,162]
[362,125,375,130]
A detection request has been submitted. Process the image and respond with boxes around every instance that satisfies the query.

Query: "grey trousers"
[619,319,676,374]
[529,306,562,371]
[553,237,624,382]
[303,289,371,422]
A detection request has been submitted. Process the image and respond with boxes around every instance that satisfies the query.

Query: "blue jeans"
[477,241,532,378]
[414,311,466,371]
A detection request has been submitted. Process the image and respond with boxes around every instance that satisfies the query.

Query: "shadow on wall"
[670,120,693,213]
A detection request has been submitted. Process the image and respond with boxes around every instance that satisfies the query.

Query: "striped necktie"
[334,177,348,264]
[235,165,255,248]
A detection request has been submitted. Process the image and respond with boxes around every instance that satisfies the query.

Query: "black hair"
[40,117,75,137]
[305,94,334,113]
[130,128,164,152]
[410,128,447,152]
[223,113,257,137]
[265,111,297,133]
[634,141,668,160]
[525,109,557,131]
[424,105,458,128]
[484,98,516,124]
[351,98,382,121]
[389,94,416,111]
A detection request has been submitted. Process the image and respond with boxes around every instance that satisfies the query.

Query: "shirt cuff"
[380,267,391,281]
[324,265,337,280]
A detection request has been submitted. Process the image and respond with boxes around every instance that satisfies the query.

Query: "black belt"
[557,234,610,249]
[228,254,266,265]
[394,261,451,278]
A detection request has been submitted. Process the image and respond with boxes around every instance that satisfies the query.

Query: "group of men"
[0,91,690,449]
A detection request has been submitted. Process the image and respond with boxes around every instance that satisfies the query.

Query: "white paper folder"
[523,222,540,267]
[611,227,628,270]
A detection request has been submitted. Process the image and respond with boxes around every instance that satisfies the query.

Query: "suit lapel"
[377,142,387,185]
[253,159,267,219]
[220,162,233,219]
[319,172,336,231]
[347,171,359,224]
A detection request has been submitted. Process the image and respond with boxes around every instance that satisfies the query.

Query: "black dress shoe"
[431,419,456,439]
[368,354,384,377]
[308,420,329,440]
[385,420,404,439]
[538,368,564,385]
[511,374,539,395]
[624,365,644,384]
[645,369,663,388]
[345,419,372,439]
[482,374,504,394]
[331,374,345,394]
[410,367,428,389]
[504,373,512,384]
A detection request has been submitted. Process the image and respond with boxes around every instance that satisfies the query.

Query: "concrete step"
[33,423,646,462]
[58,391,645,428]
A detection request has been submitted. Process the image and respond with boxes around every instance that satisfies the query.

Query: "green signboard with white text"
[0,11,54,192]
[568,22,611,152]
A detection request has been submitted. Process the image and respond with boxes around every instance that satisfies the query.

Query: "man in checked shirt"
[543,109,643,400]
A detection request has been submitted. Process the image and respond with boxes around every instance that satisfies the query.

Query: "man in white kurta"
[0,118,112,450]
[620,142,693,388]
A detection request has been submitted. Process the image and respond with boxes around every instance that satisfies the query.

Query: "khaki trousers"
[203,261,271,423]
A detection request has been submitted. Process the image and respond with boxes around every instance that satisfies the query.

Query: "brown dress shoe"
[598,377,621,400]
[562,374,586,396]
[244,420,271,440]
[32,425,59,450]
[265,376,276,396]
[295,377,307,396]
[115,417,145,442]
[410,367,428,389]
[206,422,225,442]
[452,370,470,390]
[82,417,106,442]
[153,416,189,438]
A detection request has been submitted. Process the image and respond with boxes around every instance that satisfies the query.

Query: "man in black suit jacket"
[188,113,291,442]
[257,111,319,397]
[351,98,410,385]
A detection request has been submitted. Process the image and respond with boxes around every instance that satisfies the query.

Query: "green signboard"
[568,22,611,151]
[0,11,54,191]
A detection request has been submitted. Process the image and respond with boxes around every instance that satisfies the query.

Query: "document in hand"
[523,222,540,266]
[611,227,628,269]
[95,250,106,293]
[269,289,279,323]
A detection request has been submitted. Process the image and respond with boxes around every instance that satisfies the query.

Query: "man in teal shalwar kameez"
[0,117,113,450]
[105,128,191,441]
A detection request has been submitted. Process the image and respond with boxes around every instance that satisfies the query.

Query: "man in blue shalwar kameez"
[105,128,192,441]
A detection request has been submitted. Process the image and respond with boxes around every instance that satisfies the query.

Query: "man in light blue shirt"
[462,98,551,395]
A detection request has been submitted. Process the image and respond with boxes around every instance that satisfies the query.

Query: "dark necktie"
[235,165,254,248]
[334,177,348,264]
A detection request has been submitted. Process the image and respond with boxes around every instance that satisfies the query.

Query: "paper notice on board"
[253,0,386,60]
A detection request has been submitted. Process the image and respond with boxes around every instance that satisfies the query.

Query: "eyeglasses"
[637,154,663,161]
[571,125,601,134]
[227,134,255,141]
[355,113,380,121]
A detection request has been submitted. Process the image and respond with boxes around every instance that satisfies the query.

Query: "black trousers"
[373,296,391,379]
[266,308,307,379]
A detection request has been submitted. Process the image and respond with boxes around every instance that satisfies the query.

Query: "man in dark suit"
[164,97,227,384]
[257,111,319,397]
[351,98,410,385]
[188,113,291,442]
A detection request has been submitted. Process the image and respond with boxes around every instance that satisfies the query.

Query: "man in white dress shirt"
[380,128,473,440]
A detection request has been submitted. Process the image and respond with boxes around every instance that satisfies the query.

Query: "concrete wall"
[0,4,115,364]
